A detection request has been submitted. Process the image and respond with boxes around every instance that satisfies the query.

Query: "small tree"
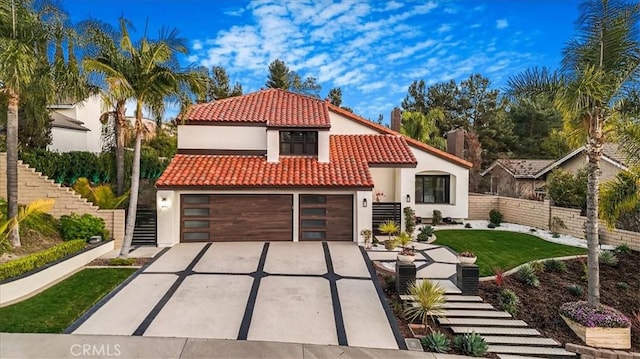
[547,168,587,211]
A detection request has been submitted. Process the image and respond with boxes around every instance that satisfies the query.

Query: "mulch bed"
[87,257,152,267]
[479,250,640,352]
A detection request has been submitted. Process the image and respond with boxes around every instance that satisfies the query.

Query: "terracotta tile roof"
[185,88,330,128]
[156,154,373,188]
[330,135,417,165]
[326,104,473,168]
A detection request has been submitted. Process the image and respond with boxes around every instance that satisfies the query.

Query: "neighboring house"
[482,143,628,199]
[155,89,472,246]
[48,94,104,153]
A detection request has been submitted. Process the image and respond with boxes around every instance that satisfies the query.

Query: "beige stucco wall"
[468,194,640,251]
[157,189,372,247]
[49,127,88,153]
[48,95,104,153]
[178,125,267,151]
[560,153,621,182]
[327,112,379,135]
[0,153,125,248]
[369,167,396,202]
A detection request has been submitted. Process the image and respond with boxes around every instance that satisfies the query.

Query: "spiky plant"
[378,220,399,243]
[454,332,488,357]
[421,331,451,353]
[404,280,446,333]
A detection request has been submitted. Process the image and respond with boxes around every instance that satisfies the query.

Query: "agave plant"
[404,279,446,333]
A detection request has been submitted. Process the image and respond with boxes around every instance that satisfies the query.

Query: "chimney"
[446,128,465,158]
[390,107,401,132]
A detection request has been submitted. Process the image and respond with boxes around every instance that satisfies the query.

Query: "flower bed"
[559,301,631,328]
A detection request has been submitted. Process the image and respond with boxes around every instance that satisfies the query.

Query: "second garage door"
[181,194,293,242]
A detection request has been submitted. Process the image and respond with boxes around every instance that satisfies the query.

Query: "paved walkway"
[69,242,403,350]
[1,333,473,359]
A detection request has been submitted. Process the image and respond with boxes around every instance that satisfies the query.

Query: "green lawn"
[434,230,587,276]
[0,268,136,333]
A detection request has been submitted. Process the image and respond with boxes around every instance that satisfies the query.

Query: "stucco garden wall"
[0,153,125,248]
[468,193,640,251]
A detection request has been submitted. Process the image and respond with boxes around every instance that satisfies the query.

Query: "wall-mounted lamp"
[362,198,368,207]
[406,194,411,203]
[160,197,169,211]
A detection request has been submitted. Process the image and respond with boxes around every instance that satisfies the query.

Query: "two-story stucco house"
[155,89,471,246]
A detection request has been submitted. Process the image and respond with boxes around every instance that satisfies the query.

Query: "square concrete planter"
[560,315,631,349]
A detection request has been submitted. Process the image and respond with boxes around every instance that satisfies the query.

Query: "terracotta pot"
[397,254,416,263]
[384,240,396,251]
[458,256,477,264]
[408,323,427,339]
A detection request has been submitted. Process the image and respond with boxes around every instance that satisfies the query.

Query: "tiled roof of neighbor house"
[50,112,89,131]
[492,159,555,178]
[185,88,330,128]
[602,143,626,168]
[156,134,416,188]
[326,103,473,168]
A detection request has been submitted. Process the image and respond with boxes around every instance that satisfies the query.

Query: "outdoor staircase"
[402,294,577,358]
[131,209,157,246]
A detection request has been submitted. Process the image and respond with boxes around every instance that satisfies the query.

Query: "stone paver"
[410,242,439,250]
[441,302,494,309]
[482,336,559,345]
[442,310,512,318]
[489,345,575,356]
[443,295,483,302]
[193,242,263,273]
[366,250,427,261]
[420,279,461,294]
[423,247,458,263]
[497,355,548,359]
[144,274,254,339]
[247,276,337,345]
[416,262,456,279]
[438,318,528,327]
[73,274,177,335]
[337,279,398,349]
[450,327,540,335]
[328,242,370,278]
[263,242,326,275]
[145,243,206,272]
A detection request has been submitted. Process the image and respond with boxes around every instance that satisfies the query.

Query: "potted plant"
[458,251,477,264]
[394,231,415,263]
[360,229,372,249]
[378,220,399,250]
[404,279,446,338]
[559,301,631,349]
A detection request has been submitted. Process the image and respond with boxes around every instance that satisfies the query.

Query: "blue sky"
[65,0,580,122]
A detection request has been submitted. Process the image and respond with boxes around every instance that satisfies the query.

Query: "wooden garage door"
[181,194,293,242]
[299,195,353,241]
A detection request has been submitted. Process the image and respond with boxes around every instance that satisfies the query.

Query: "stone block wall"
[469,193,640,251]
[0,153,124,248]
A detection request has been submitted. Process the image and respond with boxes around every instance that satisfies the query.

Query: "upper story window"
[415,175,450,204]
[280,131,318,155]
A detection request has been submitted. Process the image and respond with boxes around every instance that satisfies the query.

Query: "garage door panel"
[181,194,292,242]
[299,194,353,241]
[326,195,353,241]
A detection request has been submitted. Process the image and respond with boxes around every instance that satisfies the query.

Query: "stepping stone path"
[403,294,577,358]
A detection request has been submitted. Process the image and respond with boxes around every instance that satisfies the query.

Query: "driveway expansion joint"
[237,242,270,340]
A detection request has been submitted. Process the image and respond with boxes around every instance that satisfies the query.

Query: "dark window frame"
[415,175,451,204]
[279,131,318,155]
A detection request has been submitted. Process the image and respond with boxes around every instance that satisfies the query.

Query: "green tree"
[84,18,205,257]
[200,65,242,101]
[266,59,290,89]
[289,73,321,98]
[547,168,588,210]
[508,0,640,306]
[400,110,446,150]
[508,97,568,158]
[328,87,342,107]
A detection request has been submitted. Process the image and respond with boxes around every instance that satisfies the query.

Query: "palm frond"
[599,169,640,227]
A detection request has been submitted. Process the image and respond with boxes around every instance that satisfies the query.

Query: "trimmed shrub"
[515,264,539,287]
[59,213,109,241]
[464,223,472,228]
[543,258,567,273]
[487,222,496,229]
[421,331,451,353]
[403,207,416,235]
[598,251,619,267]
[498,289,520,316]
[0,240,85,280]
[489,209,503,226]
[432,210,442,225]
[109,257,136,266]
[454,332,488,357]
[567,284,584,297]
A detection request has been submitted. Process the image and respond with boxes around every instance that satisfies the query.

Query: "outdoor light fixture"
[362,198,368,207]
[406,194,411,202]
[160,197,169,211]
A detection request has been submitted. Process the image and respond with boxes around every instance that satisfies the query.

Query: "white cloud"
[187,55,199,63]
[358,81,386,92]
[383,1,403,11]
[470,23,481,29]
[437,24,452,33]
[224,7,245,16]
[496,19,509,29]
[387,39,436,61]
[192,40,203,51]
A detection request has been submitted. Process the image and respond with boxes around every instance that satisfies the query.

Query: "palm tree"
[84,18,205,257]
[508,0,640,306]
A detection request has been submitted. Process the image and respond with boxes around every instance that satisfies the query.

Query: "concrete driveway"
[69,242,403,350]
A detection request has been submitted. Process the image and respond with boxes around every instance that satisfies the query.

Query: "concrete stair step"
[498,355,554,359]
[418,279,461,294]
[489,345,575,357]
[442,310,512,318]
[438,318,528,327]
[483,336,559,345]
[450,327,540,336]
[442,302,495,309]
[444,295,483,302]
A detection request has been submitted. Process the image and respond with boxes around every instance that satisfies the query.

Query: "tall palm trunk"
[585,113,604,306]
[6,91,20,247]
[115,100,126,196]
[119,103,143,257]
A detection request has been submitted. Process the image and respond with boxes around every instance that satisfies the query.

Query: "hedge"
[0,240,86,281]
